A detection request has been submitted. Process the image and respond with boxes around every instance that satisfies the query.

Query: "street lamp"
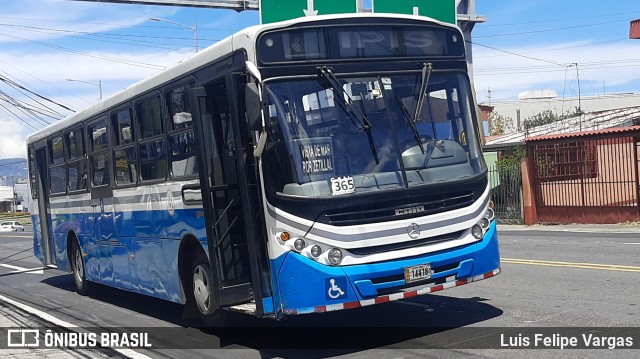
[66,78,103,100]
[150,17,198,53]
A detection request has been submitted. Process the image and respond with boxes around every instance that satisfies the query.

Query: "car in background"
[0,221,25,232]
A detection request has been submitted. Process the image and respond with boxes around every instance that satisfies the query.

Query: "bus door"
[190,75,270,315]
[33,142,56,266]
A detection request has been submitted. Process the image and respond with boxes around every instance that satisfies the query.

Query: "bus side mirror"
[245,83,263,131]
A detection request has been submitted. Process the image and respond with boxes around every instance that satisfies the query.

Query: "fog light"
[310,245,322,258]
[328,248,343,265]
[293,238,305,252]
[471,224,483,239]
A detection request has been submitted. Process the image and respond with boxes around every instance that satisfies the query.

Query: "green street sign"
[373,0,456,24]
[261,0,358,24]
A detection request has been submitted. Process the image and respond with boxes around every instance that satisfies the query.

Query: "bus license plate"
[404,264,432,283]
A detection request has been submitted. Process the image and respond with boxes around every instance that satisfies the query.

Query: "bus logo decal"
[407,223,421,239]
[395,206,425,216]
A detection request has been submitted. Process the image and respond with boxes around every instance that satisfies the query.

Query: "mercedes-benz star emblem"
[407,223,420,239]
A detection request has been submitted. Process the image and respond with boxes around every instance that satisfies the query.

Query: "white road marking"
[0,264,44,274]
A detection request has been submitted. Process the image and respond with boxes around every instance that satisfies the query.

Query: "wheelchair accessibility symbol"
[325,278,347,300]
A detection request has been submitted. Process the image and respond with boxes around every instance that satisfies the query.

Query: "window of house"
[534,141,598,181]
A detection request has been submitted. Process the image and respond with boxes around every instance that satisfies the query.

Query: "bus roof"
[26,13,458,144]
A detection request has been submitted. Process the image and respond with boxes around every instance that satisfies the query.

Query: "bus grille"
[349,230,465,256]
[322,190,475,226]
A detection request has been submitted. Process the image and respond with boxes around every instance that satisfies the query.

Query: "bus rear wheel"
[71,240,90,295]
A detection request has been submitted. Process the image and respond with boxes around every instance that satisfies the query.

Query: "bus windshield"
[262,71,486,198]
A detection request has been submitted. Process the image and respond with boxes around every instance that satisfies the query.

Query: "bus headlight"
[484,207,495,222]
[293,238,306,252]
[471,224,483,239]
[310,245,322,258]
[328,248,343,265]
[479,217,490,229]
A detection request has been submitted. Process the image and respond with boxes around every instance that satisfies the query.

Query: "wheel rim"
[193,264,211,314]
[74,248,84,287]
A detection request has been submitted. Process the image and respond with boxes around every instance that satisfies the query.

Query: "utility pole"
[574,62,582,132]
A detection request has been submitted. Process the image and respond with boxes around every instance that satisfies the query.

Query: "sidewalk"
[498,223,640,233]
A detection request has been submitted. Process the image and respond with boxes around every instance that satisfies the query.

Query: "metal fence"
[488,164,523,223]
[529,133,640,224]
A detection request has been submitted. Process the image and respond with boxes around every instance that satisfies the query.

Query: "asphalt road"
[0,226,638,358]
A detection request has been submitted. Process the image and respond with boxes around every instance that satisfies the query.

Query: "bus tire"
[71,239,91,295]
[189,251,226,326]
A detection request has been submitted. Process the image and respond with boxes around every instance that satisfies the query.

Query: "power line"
[467,40,568,67]
[0,15,241,33]
[480,10,640,27]
[0,76,74,113]
[0,103,42,131]
[475,19,629,38]
[474,39,627,59]
[0,23,221,51]
[0,58,90,106]
[0,33,166,70]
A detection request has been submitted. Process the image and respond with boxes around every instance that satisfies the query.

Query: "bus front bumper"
[273,221,500,316]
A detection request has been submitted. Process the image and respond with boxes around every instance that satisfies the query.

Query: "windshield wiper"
[317,66,379,164]
[317,66,370,130]
[413,63,433,125]
[395,95,425,154]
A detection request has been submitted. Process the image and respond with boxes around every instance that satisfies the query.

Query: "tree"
[488,111,514,136]
[523,107,584,131]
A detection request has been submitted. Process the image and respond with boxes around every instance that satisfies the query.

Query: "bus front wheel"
[190,251,226,326]
[71,240,91,295]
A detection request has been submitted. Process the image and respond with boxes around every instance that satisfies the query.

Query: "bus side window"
[167,85,197,178]
[65,128,88,192]
[136,95,167,182]
[169,131,197,177]
[88,120,110,187]
[167,86,192,130]
[48,135,67,194]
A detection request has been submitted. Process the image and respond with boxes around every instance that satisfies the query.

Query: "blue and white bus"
[27,13,500,323]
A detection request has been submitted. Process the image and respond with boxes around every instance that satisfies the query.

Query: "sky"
[0,0,639,160]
